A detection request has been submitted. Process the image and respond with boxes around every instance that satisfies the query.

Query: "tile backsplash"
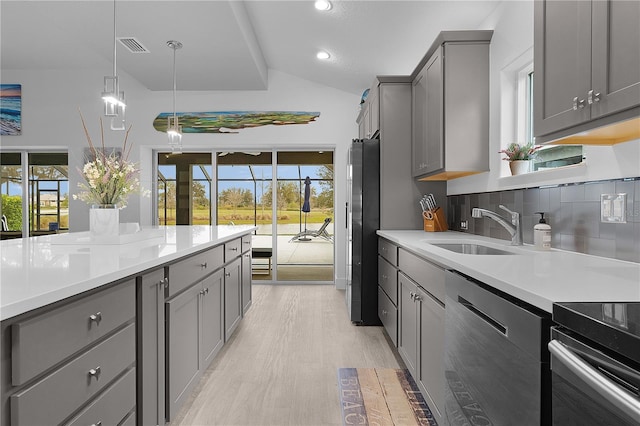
[447,178,640,263]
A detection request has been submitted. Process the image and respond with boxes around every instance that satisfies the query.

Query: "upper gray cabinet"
[411,31,493,181]
[357,85,380,139]
[534,0,640,144]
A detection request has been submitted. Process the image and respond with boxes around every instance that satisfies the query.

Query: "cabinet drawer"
[241,234,252,253]
[378,256,398,306]
[398,248,445,303]
[168,245,224,297]
[378,286,398,347]
[225,238,242,261]
[11,280,135,385]
[378,238,398,265]
[65,367,136,426]
[11,323,135,426]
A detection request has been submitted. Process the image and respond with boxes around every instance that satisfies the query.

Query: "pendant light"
[167,40,183,152]
[101,0,126,130]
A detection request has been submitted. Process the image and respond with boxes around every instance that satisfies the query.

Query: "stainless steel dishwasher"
[443,270,552,426]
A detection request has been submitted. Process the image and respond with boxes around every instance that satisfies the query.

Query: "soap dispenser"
[534,212,551,250]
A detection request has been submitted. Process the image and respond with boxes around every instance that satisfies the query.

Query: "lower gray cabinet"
[225,258,242,341]
[398,273,419,375]
[397,271,445,423]
[241,251,252,315]
[137,267,166,426]
[201,270,225,368]
[166,283,202,421]
[166,269,225,421]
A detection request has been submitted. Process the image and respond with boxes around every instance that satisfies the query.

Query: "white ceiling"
[1,0,501,95]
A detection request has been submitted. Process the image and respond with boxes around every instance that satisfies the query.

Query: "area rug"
[337,368,438,426]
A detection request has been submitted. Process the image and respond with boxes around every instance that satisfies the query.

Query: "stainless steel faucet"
[472,205,523,246]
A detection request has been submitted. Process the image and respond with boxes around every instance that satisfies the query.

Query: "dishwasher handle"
[549,339,640,421]
[458,296,508,336]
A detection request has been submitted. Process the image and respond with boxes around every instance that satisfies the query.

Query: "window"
[516,64,584,173]
[1,151,68,237]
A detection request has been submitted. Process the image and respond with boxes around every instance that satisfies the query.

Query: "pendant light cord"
[172,44,177,122]
[112,0,117,78]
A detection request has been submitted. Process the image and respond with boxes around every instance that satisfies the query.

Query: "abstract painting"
[0,84,22,136]
[153,111,320,134]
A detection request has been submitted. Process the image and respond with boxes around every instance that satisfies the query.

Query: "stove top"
[553,302,640,365]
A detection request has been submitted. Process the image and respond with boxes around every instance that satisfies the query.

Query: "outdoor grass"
[160,208,333,226]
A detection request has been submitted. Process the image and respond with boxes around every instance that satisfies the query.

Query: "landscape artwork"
[0,84,22,136]
[153,111,320,134]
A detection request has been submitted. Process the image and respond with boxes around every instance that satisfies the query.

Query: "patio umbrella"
[301,177,311,238]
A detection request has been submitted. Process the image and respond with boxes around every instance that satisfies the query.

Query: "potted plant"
[499,142,542,175]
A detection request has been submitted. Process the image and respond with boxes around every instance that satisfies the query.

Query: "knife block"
[423,207,448,232]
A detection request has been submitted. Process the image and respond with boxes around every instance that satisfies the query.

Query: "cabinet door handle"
[200,262,208,269]
[159,278,168,288]
[409,292,415,300]
[382,309,388,316]
[414,294,422,301]
[88,366,101,380]
[204,287,209,294]
[382,274,387,280]
[573,97,586,110]
[225,272,231,277]
[588,90,601,104]
[199,290,205,296]
[89,312,102,325]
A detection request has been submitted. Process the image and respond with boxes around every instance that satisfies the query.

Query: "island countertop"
[0,225,256,321]
[377,230,640,313]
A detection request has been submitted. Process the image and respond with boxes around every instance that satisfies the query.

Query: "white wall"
[448,0,640,196]
[0,67,359,289]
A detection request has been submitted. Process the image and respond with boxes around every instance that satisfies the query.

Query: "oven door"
[549,327,640,426]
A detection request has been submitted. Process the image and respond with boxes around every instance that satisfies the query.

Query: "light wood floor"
[170,284,403,426]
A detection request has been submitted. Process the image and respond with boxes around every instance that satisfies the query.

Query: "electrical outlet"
[460,220,468,230]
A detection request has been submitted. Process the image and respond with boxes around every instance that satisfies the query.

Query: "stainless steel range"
[550,302,640,426]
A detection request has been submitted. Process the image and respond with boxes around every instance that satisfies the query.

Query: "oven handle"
[548,339,640,421]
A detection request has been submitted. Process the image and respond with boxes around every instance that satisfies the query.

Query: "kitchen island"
[1,225,255,426]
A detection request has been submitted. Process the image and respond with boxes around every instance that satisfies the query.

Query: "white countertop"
[0,225,256,321]
[377,230,640,313]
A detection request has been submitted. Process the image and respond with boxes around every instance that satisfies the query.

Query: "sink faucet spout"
[471,205,523,246]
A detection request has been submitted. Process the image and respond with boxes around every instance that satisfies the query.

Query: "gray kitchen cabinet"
[397,249,445,423]
[357,85,379,139]
[411,31,492,181]
[166,268,225,421]
[398,272,419,375]
[225,257,242,341]
[1,280,136,426]
[412,47,443,177]
[137,267,167,426]
[166,282,201,420]
[201,270,225,368]
[378,238,399,346]
[534,0,640,143]
[242,250,252,315]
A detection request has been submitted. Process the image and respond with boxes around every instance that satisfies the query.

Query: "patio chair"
[289,217,333,243]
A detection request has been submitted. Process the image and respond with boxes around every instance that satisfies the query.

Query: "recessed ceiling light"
[314,0,332,11]
[316,51,330,60]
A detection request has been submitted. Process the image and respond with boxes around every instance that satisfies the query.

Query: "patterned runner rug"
[337,368,438,426]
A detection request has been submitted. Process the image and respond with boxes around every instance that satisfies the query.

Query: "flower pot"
[509,160,531,176]
[90,204,120,237]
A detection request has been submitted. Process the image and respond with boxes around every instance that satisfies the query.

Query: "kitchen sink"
[431,243,515,255]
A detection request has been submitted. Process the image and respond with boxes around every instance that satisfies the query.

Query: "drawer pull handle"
[243,241,250,244]
[225,272,231,277]
[200,262,208,269]
[205,287,209,294]
[89,312,102,325]
[200,290,206,296]
[382,309,387,315]
[230,247,238,251]
[91,422,102,426]
[88,366,101,380]
[382,274,387,280]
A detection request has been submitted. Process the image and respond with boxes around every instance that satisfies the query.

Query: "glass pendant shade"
[167,40,183,151]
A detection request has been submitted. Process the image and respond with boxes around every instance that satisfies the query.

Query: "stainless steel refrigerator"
[346,138,381,325]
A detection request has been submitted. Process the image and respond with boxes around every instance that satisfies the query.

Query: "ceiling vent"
[118,37,149,53]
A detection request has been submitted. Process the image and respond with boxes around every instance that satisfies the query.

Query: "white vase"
[90,204,120,237]
[509,160,531,175]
